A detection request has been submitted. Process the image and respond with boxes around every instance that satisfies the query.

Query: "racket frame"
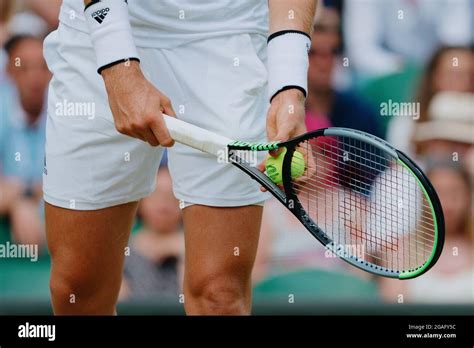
[163,115,444,279]
[229,128,444,279]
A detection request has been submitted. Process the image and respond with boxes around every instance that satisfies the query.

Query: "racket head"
[280,128,445,279]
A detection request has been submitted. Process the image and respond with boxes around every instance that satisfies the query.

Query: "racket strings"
[290,135,436,273]
[302,156,435,213]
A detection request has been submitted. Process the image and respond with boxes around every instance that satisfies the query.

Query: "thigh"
[182,205,262,289]
[46,202,137,288]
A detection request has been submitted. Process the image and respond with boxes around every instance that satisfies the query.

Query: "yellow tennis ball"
[266,148,305,184]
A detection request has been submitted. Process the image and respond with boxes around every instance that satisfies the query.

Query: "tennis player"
[43,0,317,315]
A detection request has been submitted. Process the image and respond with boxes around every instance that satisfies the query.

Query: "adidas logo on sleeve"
[91,7,110,24]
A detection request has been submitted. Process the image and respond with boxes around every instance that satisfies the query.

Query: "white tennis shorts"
[43,23,269,210]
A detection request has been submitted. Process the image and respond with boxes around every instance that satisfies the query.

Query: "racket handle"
[162,114,231,156]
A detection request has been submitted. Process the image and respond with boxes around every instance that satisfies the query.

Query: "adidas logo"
[91,7,110,24]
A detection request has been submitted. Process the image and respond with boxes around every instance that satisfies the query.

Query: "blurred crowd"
[0,0,472,306]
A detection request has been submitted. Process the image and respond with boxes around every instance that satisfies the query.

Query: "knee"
[50,266,116,314]
[187,275,250,315]
[50,270,93,306]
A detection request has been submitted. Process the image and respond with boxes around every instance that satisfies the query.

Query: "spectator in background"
[0,35,50,247]
[344,0,472,78]
[387,46,474,154]
[413,92,473,164]
[25,0,61,32]
[5,0,60,39]
[0,0,13,81]
[0,0,13,42]
[380,159,473,303]
[120,168,184,301]
[417,47,474,121]
[306,5,383,138]
[1,0,59,103]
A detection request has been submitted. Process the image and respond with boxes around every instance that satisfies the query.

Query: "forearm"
[265,1,317,141]
[269,0,317,35]
[83,0,139,74]
[266,0,317,102]
[82,0,174,147]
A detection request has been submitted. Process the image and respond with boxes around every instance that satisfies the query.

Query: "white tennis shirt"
[60,0,269,49]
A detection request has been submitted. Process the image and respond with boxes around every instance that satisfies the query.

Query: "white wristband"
[267,31,311,102]
[84,0,140,74]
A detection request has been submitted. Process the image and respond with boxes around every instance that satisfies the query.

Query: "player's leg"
[182,205,262,315]
[140,33,269,314]
[43,24,163,314]
[46,202,137,315]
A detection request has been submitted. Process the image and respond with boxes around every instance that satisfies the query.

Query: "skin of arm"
[83,0,175,147]
[28,0,62,31]
[266,0,317,149]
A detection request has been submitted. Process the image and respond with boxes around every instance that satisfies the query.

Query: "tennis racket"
[163,115,444,279]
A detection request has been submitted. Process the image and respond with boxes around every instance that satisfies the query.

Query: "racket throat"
[230,158,287,205]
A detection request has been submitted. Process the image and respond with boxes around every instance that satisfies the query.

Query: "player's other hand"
[258,89,307,192]
[266,89,307,157]
[101,60,176,147]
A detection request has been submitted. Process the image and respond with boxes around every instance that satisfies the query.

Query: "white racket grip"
[162,114,232,156]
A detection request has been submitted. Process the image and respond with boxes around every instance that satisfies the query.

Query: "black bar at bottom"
[0,315,472,346]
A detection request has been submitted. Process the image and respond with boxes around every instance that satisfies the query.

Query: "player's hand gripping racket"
[163,115,444,279]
